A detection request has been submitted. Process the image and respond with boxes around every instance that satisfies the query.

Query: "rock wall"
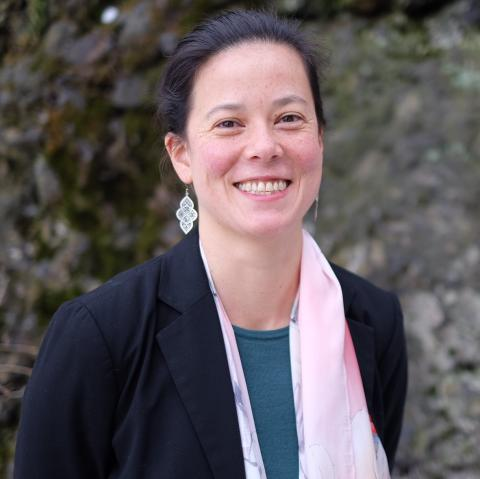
[0,0,479,477]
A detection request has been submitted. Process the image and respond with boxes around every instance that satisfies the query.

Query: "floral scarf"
[200,230,390,479]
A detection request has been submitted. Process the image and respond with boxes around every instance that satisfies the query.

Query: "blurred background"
[0,0,479,477]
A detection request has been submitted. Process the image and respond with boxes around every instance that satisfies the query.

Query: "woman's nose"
[244,125,283,161]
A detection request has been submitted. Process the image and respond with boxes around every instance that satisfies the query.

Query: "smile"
[234,179,291,195]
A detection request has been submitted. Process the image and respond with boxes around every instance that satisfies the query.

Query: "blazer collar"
[157,230,361,317]
[156,229,246,479]
[157,228,211,313]
[331,263,376,417]
[156,230,376,475]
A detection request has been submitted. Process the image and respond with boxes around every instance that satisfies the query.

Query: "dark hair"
[157,9,326,136]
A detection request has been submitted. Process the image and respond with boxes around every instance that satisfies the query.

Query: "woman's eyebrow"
[272,94,308,107]
[205,103,243,119]
[205,95,307,120]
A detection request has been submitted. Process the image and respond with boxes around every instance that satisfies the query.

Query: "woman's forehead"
[189,41,312,109]
[196,40,305,77]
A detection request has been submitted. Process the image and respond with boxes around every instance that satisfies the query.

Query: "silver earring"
[314,195,319,223]
[176,186,198,234]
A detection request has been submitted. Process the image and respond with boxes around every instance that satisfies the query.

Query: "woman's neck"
[199,222,303,331]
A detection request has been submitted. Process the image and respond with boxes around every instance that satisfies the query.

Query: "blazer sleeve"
[379,293,408,469]
[14,300,118,479]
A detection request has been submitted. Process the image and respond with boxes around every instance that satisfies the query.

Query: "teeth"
[236,180,289,195]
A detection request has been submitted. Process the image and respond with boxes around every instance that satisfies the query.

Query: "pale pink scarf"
[200,230,390,478]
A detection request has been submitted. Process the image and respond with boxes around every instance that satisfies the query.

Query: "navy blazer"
[15,229,407,479]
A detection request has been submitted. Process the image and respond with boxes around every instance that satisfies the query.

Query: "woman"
[14,10,407,479]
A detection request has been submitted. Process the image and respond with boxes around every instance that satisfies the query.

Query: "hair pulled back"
[157,9,325,136]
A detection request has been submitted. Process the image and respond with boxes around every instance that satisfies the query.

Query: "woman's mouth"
[234,179,291,195]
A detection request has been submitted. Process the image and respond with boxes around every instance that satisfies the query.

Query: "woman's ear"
[164,132,193,184]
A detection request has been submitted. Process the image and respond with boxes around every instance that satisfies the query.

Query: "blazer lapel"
[347,318,375,416]
[156,231,245,479]
[332,263,376,419]
[155,235,376,477]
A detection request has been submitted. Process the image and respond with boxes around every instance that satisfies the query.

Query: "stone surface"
[0,0,479,476]
[62,29,113,65]
[43,20,78,58]
[33,156,62,207]
[111,75,150,108]
[118,1,156,46]
[158,32,178,56]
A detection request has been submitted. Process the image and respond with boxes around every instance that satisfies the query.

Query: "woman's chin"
[199,207,305,241]
[231,215,302,240]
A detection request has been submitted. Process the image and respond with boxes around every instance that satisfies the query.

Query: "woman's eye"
[217,120,237,128]
[280,114,302,123]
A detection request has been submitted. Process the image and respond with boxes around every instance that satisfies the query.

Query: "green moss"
[27,0,49,37]
[443,63,480,91]
[136,210,164,262]
[169,0,233,33]
[44,98,111,205]
[32,231,57,260]
[61,193,101,232]
[380,20,440,60]
[120,38,160,72]
[87,233,130,279]
[40,92,166,281]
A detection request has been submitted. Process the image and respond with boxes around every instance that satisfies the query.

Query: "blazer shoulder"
[52,254,168,351]
[49,233,202,355]
[78,232,195,311]
[331,262,404,356]
[331,262,397,307]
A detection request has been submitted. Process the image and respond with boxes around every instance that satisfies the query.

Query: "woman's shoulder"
[330,262,405,353]
[49,233,201,344]
[47,252,170,355]
[73,232,200,318]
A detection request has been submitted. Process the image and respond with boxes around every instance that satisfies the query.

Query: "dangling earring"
[176,185,198,234]
[313,194,319,223]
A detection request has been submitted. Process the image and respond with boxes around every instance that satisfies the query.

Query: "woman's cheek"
[293,143,322,173]
[196,142,238,177]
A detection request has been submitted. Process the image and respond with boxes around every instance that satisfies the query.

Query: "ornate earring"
[176,185,198,234]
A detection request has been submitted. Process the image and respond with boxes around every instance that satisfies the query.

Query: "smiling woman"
[165,41,323,240]
[14,9,407,479]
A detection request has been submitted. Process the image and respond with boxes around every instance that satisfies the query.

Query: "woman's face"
[166,41,323,239]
